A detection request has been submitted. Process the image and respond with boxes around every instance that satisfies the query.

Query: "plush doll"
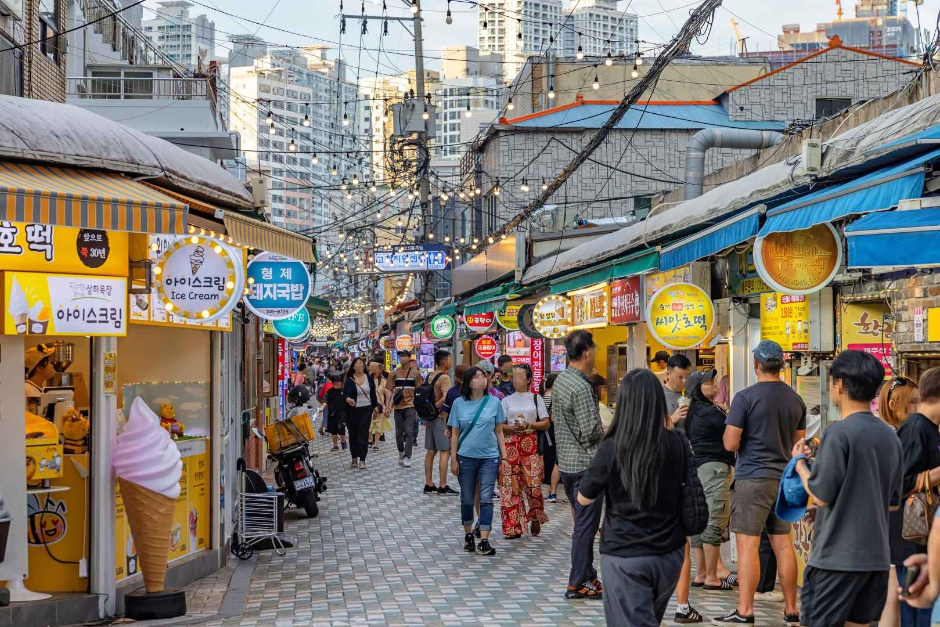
[159,403,185,439]
[61,408,90,454]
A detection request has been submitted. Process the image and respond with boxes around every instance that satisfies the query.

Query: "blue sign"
[272,307,310,340]
[374,244,450,272]
[244,252,311,320]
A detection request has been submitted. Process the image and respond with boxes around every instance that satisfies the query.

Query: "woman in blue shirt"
[448,366,507,556]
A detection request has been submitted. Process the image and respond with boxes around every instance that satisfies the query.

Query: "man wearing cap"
[25,344,56,402]
[713,340,805,625]
[650,350,670,371]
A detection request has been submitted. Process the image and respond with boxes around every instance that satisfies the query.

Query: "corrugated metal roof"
[508,102,785,132]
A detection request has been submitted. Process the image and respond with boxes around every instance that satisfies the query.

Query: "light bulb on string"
[459,237,465,244]
[331,164,338,176]
[605,48,613,66]
[410,0,418,13]
[507,95,514,111]
[370,182,377,193]
[636,53,643,66]
[500,233,507,240]
[342,112,349,126]
[266,110,273,124]
[632,60,639,79]
[465,101,472,117]
[517,20,522,40]
[593,68,600,90]
[268,124,276,135]
[341,178,348,190]
[541,178,548,191]
[288,139,296,151]
[576,42,584,60]
[312,152,319,164]
[475,185,481,195]
[422,105,429,120]
[548,76,555,99]
[473,237,479,244]
[352,173,359,185]
[445,0,452,24]
[488,236,494,244]
[302,113,310,127]
[493,179,500,196]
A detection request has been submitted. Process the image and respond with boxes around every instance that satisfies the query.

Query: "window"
[38,0,60,62]
[634,195,653,220]
[0,32,22,97]
[815,98,852,119]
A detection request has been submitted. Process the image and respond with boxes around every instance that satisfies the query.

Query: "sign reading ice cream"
[4,271,127,336]
[154,236,243,323]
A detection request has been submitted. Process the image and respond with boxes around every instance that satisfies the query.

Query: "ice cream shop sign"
[4,271,127,336]
[154,236,243,323]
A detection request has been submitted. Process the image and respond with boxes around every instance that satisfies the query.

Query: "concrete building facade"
[0,0,68,101]
[142,1,216,69]
[478,0,564,82]
[561,0,638,60]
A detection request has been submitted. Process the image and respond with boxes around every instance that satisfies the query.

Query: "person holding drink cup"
[663,354,693,431]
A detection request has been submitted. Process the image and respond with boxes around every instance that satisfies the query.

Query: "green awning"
[411,322,424,333]
[439,303,457,316]
[306,296,333,319]
[549,249,658,295]
[463,282,520,316]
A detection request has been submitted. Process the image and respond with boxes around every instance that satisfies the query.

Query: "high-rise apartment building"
[478,0,564,82]
[434,47,503,161]
[561,0,638,59]
[141,1,215,68]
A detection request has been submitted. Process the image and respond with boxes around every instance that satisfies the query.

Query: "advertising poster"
[550,341,567,372]
[760,293,810,351]
[505,330,530,357]
[4,272,127,336]
[842,302,893,376]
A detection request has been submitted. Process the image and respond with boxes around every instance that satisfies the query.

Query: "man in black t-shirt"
[792,350,903,627]
[714,341,805,625]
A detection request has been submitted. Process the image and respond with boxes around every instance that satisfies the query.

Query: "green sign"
[272,308,310,340]
[429,315,455,340]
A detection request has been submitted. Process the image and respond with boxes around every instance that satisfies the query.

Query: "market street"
[136,426,790,627]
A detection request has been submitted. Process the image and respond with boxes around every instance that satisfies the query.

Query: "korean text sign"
[0,221,127,276]
[244,252,311,320]
[646,282,714,350]
[374,244,450,272]
[4,271,127,336]
[842,302,893,376]
[610,277,643,324]
[760,293,810,351]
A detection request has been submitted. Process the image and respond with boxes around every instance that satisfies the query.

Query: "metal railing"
[67,76,210,100]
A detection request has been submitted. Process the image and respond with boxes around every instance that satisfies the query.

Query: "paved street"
[139,426,791,626]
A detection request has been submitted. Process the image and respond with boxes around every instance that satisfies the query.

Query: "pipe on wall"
[684,129,782,200]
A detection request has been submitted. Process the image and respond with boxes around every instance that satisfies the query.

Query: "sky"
[156,0,940,76]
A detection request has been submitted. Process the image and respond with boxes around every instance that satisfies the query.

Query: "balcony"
[67,76,210,100]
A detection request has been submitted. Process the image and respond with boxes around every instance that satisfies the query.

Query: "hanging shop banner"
[646,282,715,350]
[429,314,456,340]
[475,335,499,359]
[0,222,128,277]
[842,302,893,376]
[272,308,310,341]
[570,285,610,330]
[395,334,414,352]
[505,330,530,357]
[530,338,545,393]
[497,304,521,331]
[533,295,572,339]
[244,252,312,320]
[374,244,450,272]
[379,335,396,351]
[464,312,496,333]
[4,271,127,336]
[610,277,643,324]
[154,236,243,323]
[754,223,842,295]
[517,303,541,339]
[760,293,810,351]
[729,247,773,296]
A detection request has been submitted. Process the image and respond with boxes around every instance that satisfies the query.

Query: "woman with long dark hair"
[343,357,380,469]
[578,369,689,626]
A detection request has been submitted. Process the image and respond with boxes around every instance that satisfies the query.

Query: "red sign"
[610,277,643,324]
[464,312,495,333]
[474,336,498,359]
[530,338,545,394]
[848,343,893,376]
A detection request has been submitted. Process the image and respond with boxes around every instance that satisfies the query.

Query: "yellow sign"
[0,223,127,276]
[533,295,572,339]
[754,223,842,295]
[496,304,521,331]
[570,284,610,330]
[760,293,810,351]
[646,282,715,350]
[843,302,893,376]
[928,308,940,343]
[3,271,127,336]
[645,266,693,307]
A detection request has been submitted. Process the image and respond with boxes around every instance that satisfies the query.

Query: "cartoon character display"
[61,408,90,454]
[159,403,185,439]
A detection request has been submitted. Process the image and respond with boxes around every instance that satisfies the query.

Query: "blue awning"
[759,147,940,236]
[846,207,940,269]
[659,207,762,271]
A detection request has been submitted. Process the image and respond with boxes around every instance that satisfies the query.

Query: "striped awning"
[0,162,187,233]
[222,211,316,262]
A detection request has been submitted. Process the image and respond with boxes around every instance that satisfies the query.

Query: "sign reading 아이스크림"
[4,271,127,336]
[474,335,498,359]
[244,252,312,320]
[754,223,842,295]
[154,236,243,323]
[646,282,714,350]
[464,312,495,333]
[760,293,810,351]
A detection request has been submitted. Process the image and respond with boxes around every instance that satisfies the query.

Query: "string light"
[593,66,600,90]
[331,164,338,176]
[422,105,430,120]
[410,0,418,13]
[541,178,548,191]
[548,75,555,100]
[636,52,644,66]
[266,110,273,124]
[493,179,500,196]
[507,95,514,111]
[605,48,613,66]
[312,153,319,164]
[268,124,276,135]
[576,42,584,60]
[342,111,349,126]
[632,59,639,78]
[302,113,310,127]
[288,138,296,151]
[445,0,452,24]
[352,173,359,185]
[465,100,472,117]
[520,178,529,192]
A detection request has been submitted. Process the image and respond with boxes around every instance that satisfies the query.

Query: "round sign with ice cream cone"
[154,236,243,322]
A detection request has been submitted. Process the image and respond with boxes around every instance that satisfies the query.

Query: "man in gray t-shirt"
[662,354,691,430]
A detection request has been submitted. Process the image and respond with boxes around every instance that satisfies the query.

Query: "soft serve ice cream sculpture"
[113,398,182,593]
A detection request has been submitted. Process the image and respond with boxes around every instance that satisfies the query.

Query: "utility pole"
[411,0,433,314]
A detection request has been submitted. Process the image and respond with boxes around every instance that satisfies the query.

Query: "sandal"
[565,584,602,600]
[504,533,521,540]
[704,579,733,591]
[724,574,739,587]
[691,581,705,588]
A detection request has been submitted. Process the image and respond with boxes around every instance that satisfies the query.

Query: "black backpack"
[414,372,444,419]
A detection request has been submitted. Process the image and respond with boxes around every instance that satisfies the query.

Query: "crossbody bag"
[457,396,492,454]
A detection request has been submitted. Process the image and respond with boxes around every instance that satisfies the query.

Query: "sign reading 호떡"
[245,252,312,320]
[464,312,495,333]
[610,277,643,324]
[570,285,609,330]
[646,283,714,350]
[474,336,498,359]
[754,223,842,295]
[533,295,572,339]
[497,304,521,331]
[844,302,893,376]
[760,293,810,351]
[154,236,243,323]
[4,272,127,336]
[429,315,455,340]
[0,222,128,276]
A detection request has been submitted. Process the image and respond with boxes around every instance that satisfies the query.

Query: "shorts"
[801,566,889,626]
[691,462,733,548]
[424,417,450,452]
[730,478,791,536]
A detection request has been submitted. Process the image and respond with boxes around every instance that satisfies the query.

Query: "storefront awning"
[846,206,940,269]
[0,162,187,233]
[759,147,940,236]
[411,322,425,334]
[463,282,520,316]
[549,249,658,295]
[306,296,333,319]
[222,211,316,262]
[660,208,762,271]
[438,302,457,317]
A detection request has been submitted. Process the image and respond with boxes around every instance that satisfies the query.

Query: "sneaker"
[358,460,366,469]
[711,610,754,624]
[476,539,496,556]
[341,441,348,450]
[675,605,704,623]
[438,485,459,496]
[547,493,557,503]
[754,590,784,603]
[350,460,359,469]
[564,584,602,600]
[399,454,405,466]
[331,446,339,451]
[423,484,436,494]
[783,613,800,626]
[493,491,500,501]
[373,446,379,451]
[463,533,475,552]
[403,457,412,467]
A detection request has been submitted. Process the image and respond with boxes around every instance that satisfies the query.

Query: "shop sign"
[916,307,926,343]
[610,277,643,324]
[395,334,414,352]
[496,304,521,331]
[505,330,530,357]
[379,335,395,351]
[645,266,693,307]
[0,222,128,277]
[464,312,495,333]
[475,335,498,359]
[4,271,127,336]
[358,339,369,352]
[646,282,715,350]
[244,252,312,320]
[517,304,541,339]
[429,314,455,340]
[154,236,243,323]
[570,285,609,330]
[843,302,893,376]
[550,341,567,371]
[272,308,310,341]
[374,244,450,272]
[760,293,810,351]
[754,223,842,295]
[533,295,572,339]
[530,338,544,393]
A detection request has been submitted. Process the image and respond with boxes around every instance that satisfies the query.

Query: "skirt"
[370,412,393,435]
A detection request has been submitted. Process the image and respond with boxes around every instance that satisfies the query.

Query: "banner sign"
[570,285,609,330]
[245,252,311,320]
[843,302,893,376]
[0,222,128,277]
[533,295,571,339]
[154,236,243,322]
[517,304,541,339]
[474,335,498,359]
[610,277,643,324]
[374,244,450,272]
[760,293,810,351]
[4,272,127,336]
[530,338,544,394]
[272,308,310,341]
[379,335,395,351]
[754,223,842,295]
[429,314,455,340]
[497,304,521,331]
[464,312,495,333]
[646,282,714,350]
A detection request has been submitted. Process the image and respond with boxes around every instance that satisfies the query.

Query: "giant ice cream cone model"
[113,398,182,593]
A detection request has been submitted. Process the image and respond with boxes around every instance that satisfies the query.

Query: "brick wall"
[23,0,66,102]
[725,46,914,123]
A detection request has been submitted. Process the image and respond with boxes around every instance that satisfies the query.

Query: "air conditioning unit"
[800,139,822,177]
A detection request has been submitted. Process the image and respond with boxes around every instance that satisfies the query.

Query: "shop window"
[634,195,653,220]
[815,97,852,119]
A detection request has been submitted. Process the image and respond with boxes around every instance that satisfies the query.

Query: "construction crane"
[730,18,749,56]
[836,0,843,20]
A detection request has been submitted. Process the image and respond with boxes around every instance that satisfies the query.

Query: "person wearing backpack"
[420,350,457,495]
[388,350,423,467]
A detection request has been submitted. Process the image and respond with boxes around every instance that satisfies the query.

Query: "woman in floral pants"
[499,364,551,538]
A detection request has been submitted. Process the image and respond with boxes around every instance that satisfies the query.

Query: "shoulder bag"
[903,470,938,545]
[457,396,492,454]
[677,431,708,537]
